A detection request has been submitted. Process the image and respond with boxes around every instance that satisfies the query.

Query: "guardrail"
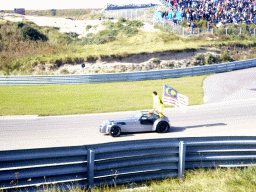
[0,59,256,85]
[1,136,256,191]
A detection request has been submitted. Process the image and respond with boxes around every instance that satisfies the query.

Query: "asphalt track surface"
[1,68,256,151]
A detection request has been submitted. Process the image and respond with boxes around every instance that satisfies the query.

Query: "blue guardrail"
[0,59,256,85]
[1,136,256,191]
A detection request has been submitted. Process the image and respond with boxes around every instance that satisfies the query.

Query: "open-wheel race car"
[99,110,171,137]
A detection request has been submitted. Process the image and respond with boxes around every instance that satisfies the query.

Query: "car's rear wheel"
[156,121,169,133]
[110,125,121,137]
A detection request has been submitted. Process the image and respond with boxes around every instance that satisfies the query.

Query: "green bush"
[195,54,205,65]
[86,25,92,31]
[181,19,188,27]
[219,35,229,41]
[120,26,139,36]
[21,26,48,41]
[48,32,72,44]
[65,32,79,38]
[195,19,207,28]
[221,51,234,62]
[118,17,126,23]
[16,22,25,28]
[151,58,161,64]
[206,54,221,65]
[126,20,144,28]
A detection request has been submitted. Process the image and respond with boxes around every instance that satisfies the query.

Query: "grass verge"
[23,166,256,192]
[0,75,206,116]
[90,166,256,192]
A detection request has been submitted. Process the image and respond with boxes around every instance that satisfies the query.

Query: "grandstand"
[155,0,256,25]
[102,3,159,11]
[14,8,25,15]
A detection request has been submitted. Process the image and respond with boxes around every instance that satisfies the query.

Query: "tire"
[156,121,169,133]
[110,125,121,137]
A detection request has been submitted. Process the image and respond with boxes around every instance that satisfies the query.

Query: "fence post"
[87,149,95,189]
[240,27,242,34]
[178,141,186,179]
[211,28,213,35]
[198,28,200,36]
[254,28,255,38]
[226,28,228,36]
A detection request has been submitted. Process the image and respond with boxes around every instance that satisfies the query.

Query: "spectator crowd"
[160,0,256,25]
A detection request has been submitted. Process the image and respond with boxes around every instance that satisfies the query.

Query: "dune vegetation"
[1,12,256,75]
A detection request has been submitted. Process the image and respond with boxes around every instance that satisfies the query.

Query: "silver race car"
[99,110,171,137]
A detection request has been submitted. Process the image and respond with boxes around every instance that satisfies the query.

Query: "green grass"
[32,166,256,192]
[88,167,256,192]
[0,75,206,116]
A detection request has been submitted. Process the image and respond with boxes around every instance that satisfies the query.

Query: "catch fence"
[1,136,256,191]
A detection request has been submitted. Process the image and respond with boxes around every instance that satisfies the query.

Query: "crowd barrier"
[1,136,256,191]
[0,59,256,86]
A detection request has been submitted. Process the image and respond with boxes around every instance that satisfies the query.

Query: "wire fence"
[104,8,155,23]
[154,20,256,37]
[104,8,256,38]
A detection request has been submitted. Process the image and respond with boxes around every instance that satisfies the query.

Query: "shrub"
[151,58,161,64]
[195,19,207,28]
[86,25,92,31]
[168,62,174,68]
[16,22,25,28]
[21,26,48,41]
[195,54,205,65]
[120,26,139,36]
[206,54,221,65]
[65,32,79,38]
[126,20,144,28]
[60,68,69,74]
[118,17,126,23]
[239,33,246,40]
[221,51,234,62]
[219,35,229,41]
[181,19,188,27]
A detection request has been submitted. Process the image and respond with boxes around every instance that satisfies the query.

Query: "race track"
[1,68,256,151]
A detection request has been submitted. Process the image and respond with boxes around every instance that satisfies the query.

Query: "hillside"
[0,11,256,75]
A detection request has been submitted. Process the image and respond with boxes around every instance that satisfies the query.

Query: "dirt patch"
[39,49,220,75]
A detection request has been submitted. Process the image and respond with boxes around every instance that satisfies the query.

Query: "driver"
[152,91,164,118]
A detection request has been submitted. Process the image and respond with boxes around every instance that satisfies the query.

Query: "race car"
[99,110,171,137]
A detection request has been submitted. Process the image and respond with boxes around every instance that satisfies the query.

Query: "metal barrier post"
[178,141,186,179]
[87,149,95,189]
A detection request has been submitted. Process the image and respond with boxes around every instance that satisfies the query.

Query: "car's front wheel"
[110,125,121,137]
[156,121,169,133]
